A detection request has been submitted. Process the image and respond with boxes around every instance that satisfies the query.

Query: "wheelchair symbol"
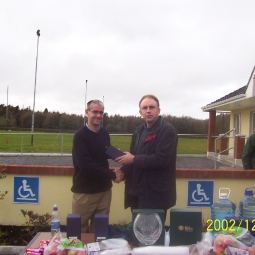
[192,184,209,202]
[18,179,36,198]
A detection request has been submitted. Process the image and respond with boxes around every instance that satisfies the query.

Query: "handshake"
[107,146,134,184]
[111,168,124,184]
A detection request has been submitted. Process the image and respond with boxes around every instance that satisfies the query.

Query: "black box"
[66,214,81,239]
[132,209,165,246]
[105,145,125,160]
[94,214,109,241]
[170,208,202,246]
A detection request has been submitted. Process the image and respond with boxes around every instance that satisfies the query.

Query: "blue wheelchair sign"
[187,180,214,207]
[13,176,40,204]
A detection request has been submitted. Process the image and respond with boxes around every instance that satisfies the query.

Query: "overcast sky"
[1,1,255,120]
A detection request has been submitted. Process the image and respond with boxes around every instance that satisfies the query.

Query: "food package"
[86,238,131,255]
[225,246,249,255]
[214,234,247,255]
[191,231,215,255]
[44,232,64,255]
[221,227,255,247]
[58,238,87,255]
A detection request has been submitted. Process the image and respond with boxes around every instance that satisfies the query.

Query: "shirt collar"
[86,123,100,133]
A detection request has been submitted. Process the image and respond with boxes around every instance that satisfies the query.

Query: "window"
[234,114,241,134]
[250,111,255,135]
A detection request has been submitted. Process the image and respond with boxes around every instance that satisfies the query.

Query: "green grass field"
[0,131,207,154]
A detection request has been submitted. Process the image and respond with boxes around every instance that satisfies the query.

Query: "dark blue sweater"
[71,125,116,193]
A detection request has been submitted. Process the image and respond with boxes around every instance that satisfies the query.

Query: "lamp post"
[31,29,40,146]
[84,80,88,126]
[6,86,9,128]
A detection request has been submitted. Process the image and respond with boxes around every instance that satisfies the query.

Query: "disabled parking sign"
[187,180,214,207]
[13,176,40,204]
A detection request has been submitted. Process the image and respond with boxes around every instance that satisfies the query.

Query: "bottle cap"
[219,192,228,199]
[245,189,253,196]
[219,188,230,199]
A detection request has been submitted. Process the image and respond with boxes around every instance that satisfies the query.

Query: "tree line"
[0,104,230,135]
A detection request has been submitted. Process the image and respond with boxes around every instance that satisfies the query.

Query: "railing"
[214,128,236,169]
[111,134,208,137]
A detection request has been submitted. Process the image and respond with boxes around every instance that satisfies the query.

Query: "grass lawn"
[177,138,207,154]
[0,131,207,154]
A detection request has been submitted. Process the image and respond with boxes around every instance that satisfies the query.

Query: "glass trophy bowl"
[133,213,163,246]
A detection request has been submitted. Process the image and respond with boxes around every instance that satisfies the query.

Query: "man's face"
[139,97,160,127]
[85,103,104,128]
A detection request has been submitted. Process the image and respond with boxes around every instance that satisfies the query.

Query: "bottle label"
[51,220,60,230]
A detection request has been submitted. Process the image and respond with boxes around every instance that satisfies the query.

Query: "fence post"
[218,134,229,163]
[21,134,24,154]
[207,110,216,158]
[61,133,64,155]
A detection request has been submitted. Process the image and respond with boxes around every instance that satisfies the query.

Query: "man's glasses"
[89,110,104,115]
[87,99,104,115]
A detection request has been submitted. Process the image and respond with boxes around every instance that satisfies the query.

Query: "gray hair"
[87,99,104,110]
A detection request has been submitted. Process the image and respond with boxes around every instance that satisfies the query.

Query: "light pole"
[84,80,88,126]
[31,29,40,146]
[6,86,9,128]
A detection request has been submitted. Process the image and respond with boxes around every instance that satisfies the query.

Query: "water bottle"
[51,204,60,238]
[211,188,236,232]
[164,229,170,246]
[239,188,255,219]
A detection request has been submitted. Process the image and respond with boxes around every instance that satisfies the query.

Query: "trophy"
[133,213,163,246]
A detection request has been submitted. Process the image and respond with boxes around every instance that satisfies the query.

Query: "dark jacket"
[242,133,255,169]
[121,116,178,209]
[71,125,116,194]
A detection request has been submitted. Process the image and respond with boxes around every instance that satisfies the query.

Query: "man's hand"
[114,168,124,183]
[115,152,134,165]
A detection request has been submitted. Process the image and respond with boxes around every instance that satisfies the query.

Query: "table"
[20,232,95,255]
[20,232,192,255]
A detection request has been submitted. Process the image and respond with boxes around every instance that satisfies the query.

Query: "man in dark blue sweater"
[71,99,117,233]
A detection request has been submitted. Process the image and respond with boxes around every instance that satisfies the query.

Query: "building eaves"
[203,85,247,109]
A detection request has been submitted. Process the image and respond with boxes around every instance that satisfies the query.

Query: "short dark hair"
[87,100,104,110]
[139,95,160,108]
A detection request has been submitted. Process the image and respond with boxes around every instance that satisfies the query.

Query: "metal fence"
[213,129,236,168]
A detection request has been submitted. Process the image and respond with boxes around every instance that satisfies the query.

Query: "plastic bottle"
[211,188,236,232]
[164,229,170,246]
[51,204,60,238]
[239,188,255,219]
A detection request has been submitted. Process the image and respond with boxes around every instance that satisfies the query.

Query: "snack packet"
[214,234,247,255]
[44,232,63,255]
[221,226,255,247]
[59,238,87,255]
